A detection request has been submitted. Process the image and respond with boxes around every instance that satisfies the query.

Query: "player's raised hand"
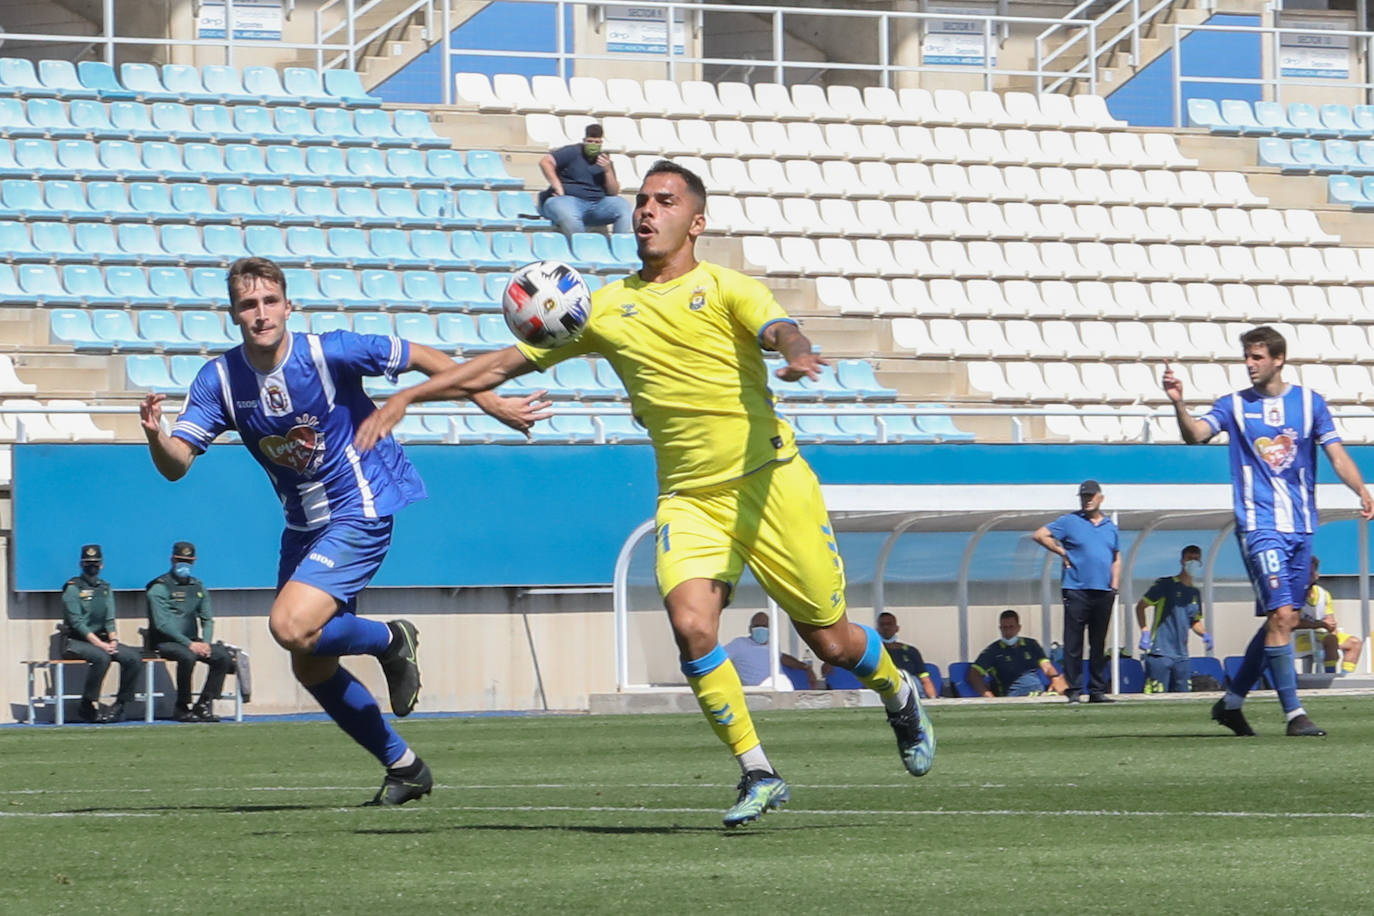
[139,393,166,436]
[1360,488,1374,521]
[1161,360,1184,404]
[486,390,553,437]
[775,351,829,383]
[354,398,408,453]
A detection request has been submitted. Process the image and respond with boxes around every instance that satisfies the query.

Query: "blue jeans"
[540,194,632,235]
[1003,669,1046,697]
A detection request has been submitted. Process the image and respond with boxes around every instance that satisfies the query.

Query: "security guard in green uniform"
[62,544,142,723]
[146,541,228,723]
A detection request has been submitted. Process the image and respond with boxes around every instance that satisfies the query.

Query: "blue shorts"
[1237,529,1312,615]
[278,516,394,612]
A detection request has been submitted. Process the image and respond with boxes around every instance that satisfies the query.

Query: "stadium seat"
[393,312,444,348]
[464,150,521,188]
[322,69,382,107]
[317,268,368,306]
[241,66,294,105]
[119,63,179,102]
[50,308,101,347]
[360,269,406,307]
[1223,655,1273,691]
[89,308,144,350]
[945,661,979,698]
[1189,656,1226,686]
[435,313,484,350]
[223,144,274,183]
[280,67,334,107]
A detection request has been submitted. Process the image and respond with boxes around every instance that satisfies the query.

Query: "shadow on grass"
[1079,733,1238,740]
[57,803,320,814]
[353,823,856,837]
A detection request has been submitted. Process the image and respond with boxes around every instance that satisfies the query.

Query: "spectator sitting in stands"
[967,609,1070,698]
[871,611,937,699]
[61,544,143,723]
[537,123,632,237]
[723,612,821,689]
[1296,556,1363,675]
[146,541,229,722]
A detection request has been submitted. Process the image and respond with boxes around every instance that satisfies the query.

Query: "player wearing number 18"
[354,160,935,826]
[1164,326,1374,737]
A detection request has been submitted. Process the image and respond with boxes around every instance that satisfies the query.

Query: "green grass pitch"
[3,696,1372,914]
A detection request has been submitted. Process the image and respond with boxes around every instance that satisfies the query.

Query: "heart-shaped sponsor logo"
[1254,434,1295,472]
[259,424,323,474]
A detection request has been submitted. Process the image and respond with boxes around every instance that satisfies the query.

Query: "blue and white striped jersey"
[172,330,427,531]
[1201,385,1339,534]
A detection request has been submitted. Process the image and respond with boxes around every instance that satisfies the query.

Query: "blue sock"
[1264,644,1302,715]
[311,612,392,657]
[1229,626,1268,698]
[305,667,408,766]
[848,624,883,677]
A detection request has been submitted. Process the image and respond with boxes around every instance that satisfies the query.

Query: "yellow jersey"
[515,260,798,492]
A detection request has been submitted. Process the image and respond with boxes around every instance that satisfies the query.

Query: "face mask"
[1183,560,1203,578]
[881,635,897,643]
[173,563,193,580]
[583,143,602,159]
[81,563,100,577]
[750,626,769,645]
[1000,636,1018,647]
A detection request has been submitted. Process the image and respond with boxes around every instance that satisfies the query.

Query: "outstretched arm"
[1162,361,1214,444]
[764,321,828,382]
[1324,441,1374,520]
[355,346,537,452]
[140,393,196,481]
[406,342,551,434]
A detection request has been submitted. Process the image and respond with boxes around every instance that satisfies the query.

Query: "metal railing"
[1035,0,1176,95]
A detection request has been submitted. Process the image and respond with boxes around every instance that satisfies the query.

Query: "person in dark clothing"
[147,541,229,722]
[62,544,142,723]
[538,123,632,235]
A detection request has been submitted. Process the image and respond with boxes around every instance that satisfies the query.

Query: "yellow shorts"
[1294,629,1355,653]
[654,457,847,628]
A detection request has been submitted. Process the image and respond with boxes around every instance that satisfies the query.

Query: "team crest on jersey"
[258,413,325,476]
[620,303,638,318]
[1254,429,1297,472]
[265,383,287,412]
[689,287,706,311]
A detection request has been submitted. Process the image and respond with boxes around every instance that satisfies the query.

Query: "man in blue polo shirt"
[1033,480,1121,704]
[537,123,632,236]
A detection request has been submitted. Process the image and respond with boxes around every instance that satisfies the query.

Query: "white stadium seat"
[568,76,624,115]
[680,80,735,119]
[717,81,771,119]
[492,73,540,112]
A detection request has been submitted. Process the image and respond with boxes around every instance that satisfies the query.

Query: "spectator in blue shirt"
[967,610,1070,697]
[1136,545,1213,692]
[1032,480,1121,704]
[537,123,632,236]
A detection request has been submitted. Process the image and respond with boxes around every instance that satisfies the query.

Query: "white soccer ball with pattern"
[501,260,591,348]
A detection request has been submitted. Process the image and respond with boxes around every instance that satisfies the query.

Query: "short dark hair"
[1240,325,1286,360]
[583,123,604,139]
[1311,556,1321,572]
[642,158,707,210]
[999,609,1020,623]
[1181,544,1202,559]
[877,611,896,623]
[227,257,287,306]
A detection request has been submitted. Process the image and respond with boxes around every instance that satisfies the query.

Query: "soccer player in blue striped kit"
[1164,325,1373,736]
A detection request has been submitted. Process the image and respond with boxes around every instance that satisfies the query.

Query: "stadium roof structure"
[611,484,1372,691]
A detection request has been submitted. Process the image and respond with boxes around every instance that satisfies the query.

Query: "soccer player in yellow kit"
[355,160,935,826]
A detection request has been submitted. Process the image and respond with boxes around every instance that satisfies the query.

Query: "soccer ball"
[501,260,592,348]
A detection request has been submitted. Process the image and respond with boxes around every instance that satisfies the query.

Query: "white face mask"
[1000,636,1019,647]
[750,626,769,645]
[1183,560,1203,578]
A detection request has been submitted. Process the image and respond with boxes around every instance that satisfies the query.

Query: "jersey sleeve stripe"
[385,336,403,381]
[306,333,337,409]
[756,317,797,348]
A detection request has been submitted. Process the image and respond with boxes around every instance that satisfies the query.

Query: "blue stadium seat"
[450,230,506,269]
[424,149,479,187]
[465,150,521,188]
[476,312,514,347]
[96,139,143,176]
[106,265,159,305]
[0,98,40,139]
[31,222,83,263]
[0,218,37,261]
[169,355,206,389]
[347,147,406,187]
[1290,138,1329,174]
[922,663,945,697]
[191,267,229,306]
[0,139,25,178]
[359,269,406,307]
[176,182,233,223]
[464,412,528,443]
[798,364,853,401]
[790,413,848,442]
[354,108,407,147]
[1358,177,1374,210]
[18,263,79,304]
[869,408,936,443]
[543,414,599,443]
[490,230,535,266]
[416,188,466,226]
[222,144,274,183]
[1257,137,1301,172]
[265,145,312,183]
[159,224,211,265]
[125,355,178,391]
[1288,102,1334,138]
[374,188,430,228]
[1222,99,1266,135]
[315,107,369,147]
[115,223,166,264]
[351,312,394,337]
[322,69,382,107]
[26,98,84,139]
[392,109,449,149]
[393,312,444,347]
[68,100,121,141]
[386,148,442,187]
[201,224,249,263]
[317,268,368,305]
[1186,98,1229,132]
[275,106,329,145]
[835,360,898,399]
[282,268,328,308]
[832,414,881,442]
[294,185,348,226]
[138,310,199,352]
[393,413,446,443]
[233,105,286,143]
[76,61,136,100]
[593,360,626,397]
[825,666,863,689]
[435,313,486,350]
[1322,139,1359,174]
[336,186,387,226]
[56,139,116,180]
[182,310,235,350]
[109,101,163,141]
[497,189,541,223]
[281,68,334,107]
[284,312,308,334]
[569,233,622,271]
[176,143,231,184]
[286,226,333,266]
[1253,100,1299,137]
[160,64,219,105]
[243,67,295,105]
[1331,174,1368,207]
[43,179,95,220]
[551,358,618,400]
[371,228,426,269]
[128,181,179,221]
[483,273,514,309]
[305,146,356,183]
[945,661,979,697]
[1189,656,1226,684]
[151,102,211,142]
[0,58,55,97]
[442,271,493,310]
[1319,103,1360,138]
[51,308,101,347]
[14,139,71,178]
[309,312,351,335]
[456,190,518,229]
[60,265,121,306]
[75,222,136,265]
[399,271,447,310]
[531,230,591,271]
[201,65,257,104]
[1222,655,1273,691]
[140,141,199,180]
[599,413,649,444]
[119,63,178,102]
[252,184,310,226]
[244,225,293,263]
[89,308,144,349]
[38,60,99,100]
[409,229,455,266]
[148,267,199,307]
[189,104,248,144]
[914,404,976,442]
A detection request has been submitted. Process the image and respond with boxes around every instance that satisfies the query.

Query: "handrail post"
[441,0,453,105]
[879,13,890,89]
[1171,23,1182,128]
[1088,20,1097,95]
[773,9,784,84]
[1131,0,1139,66]
[103,0,115,64]
[226,0,236,67]
[556,0,566,80]
[983,16,993,90]
[347,0,357,70]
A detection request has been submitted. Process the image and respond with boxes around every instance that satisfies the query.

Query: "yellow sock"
[683,649,759,756]
[1343,661,1356,673]
[855,645,905,704]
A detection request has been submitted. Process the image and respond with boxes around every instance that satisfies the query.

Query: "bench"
[21,654,245,725]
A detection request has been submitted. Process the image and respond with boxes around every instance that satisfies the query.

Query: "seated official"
[146,541,229,723]
[968,610,1070,698]
[62,544,143,723]
[723,612,821,688]
[873,611,938,699]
